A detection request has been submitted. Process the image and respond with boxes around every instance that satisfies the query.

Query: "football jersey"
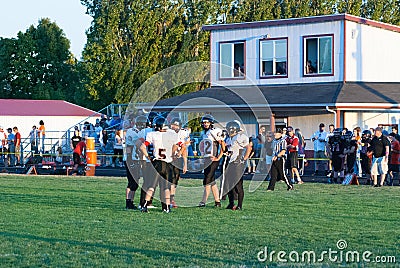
[168,128,190,158]
[200,127,225,157]
[138,127,154,161]
[146,130,179,163]
[328,136,345,155]
[125,127,140,160]
[226,133,249,163]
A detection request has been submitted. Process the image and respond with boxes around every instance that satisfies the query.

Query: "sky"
[0,0,92,59]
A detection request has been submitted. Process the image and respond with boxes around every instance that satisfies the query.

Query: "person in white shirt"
[311,123,328,176]
[198,114,225,208]
[140,117,180,213]
[168,117,188,208]
[123,118,141,210]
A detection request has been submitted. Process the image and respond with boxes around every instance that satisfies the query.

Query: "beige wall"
[289,114,334,150]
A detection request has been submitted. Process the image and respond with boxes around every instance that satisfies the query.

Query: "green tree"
[0,18,82,101]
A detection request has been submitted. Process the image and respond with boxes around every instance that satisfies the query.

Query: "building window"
[260,38,287,78]
[304,35,333,75]
[219,41,245,79]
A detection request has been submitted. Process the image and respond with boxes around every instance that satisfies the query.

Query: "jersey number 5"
[158,148,167,159]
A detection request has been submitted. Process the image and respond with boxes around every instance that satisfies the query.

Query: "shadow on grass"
[0,231,244,266]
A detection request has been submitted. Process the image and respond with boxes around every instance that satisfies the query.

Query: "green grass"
[0,174,399,267]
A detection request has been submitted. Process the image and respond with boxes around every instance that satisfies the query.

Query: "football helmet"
[135,115,148,130]
[169,117,182,128]
[201,114,214,129]
[226,120,241,136]
[362,129,372,138]
[153,116,167,131]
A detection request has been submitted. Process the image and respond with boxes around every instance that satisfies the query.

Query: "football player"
[198,114,225,207]
[124,117,141,209]
[222,121,251,210]
[360,130,372,185]
[326,129,346,183]
[140,117,180,213]
[169,117,189,208]
[136,114,156,208]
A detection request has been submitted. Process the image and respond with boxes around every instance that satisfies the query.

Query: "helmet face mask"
[201,114,214,130]
[169,117,181,132]
[135,115,148,130]
[226,121,241,137]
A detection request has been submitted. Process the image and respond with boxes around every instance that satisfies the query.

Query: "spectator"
[305,60,316,74]
[71,128,82,150]
[246,136,256,174]
[311,123,328,176]
[368,127,390,187]
[94,121,103,143]
[264,131,273,180]
[353,127,362,177]
[13,127,21,166]
[295,128,306,154]
[71,138,86,176]
[6,128,15,167]
[387,135,400,186]
[389,125,400,142]
[257,126,267,172]
[113,129,123,167]
[55,147,63,164]
[109,114,122,130]
[38,120,45,153]
[325,124,335,177]
[0,126,7,164]
[99,115,109,129]
[99,129,109,166]
[286,126,303,184]
[29,125,39,155]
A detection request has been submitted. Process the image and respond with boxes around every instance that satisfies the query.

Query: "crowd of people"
[0,123,43,167]
[311,123,400,187]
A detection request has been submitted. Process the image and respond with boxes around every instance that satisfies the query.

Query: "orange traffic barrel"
[86,164,96,176]
[86,137,95,150]
[86,150,97,165]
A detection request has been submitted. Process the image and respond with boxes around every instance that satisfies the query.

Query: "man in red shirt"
[72,138,86,175]
[286,126,303,184]
[13,127,21,166]
[388,135,400,186]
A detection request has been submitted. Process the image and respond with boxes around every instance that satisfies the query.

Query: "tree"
[0,18,82,101]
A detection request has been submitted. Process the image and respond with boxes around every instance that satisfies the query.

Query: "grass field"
[0,174,399,267]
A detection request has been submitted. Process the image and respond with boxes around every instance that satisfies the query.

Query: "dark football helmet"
[226,120,241,136]
[153,116,167,131]
[147,112,159,127]
[362,129,372,138]
[201,114,214,129]
[135,115,148,130]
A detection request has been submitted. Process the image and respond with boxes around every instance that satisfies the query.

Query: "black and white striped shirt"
[272,137,287,157]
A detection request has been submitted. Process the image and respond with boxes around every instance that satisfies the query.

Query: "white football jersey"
[138,127,154,161]
[124,127,140,160]
[226,133,249,163]
[200,127,224,157]
[146,130,179,163]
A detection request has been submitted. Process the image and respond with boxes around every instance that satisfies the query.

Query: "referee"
[267,128,293,191]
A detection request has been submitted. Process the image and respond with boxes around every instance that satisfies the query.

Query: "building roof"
[142,82,400,116]
[0,99,100,117]
[202,14,400,34]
